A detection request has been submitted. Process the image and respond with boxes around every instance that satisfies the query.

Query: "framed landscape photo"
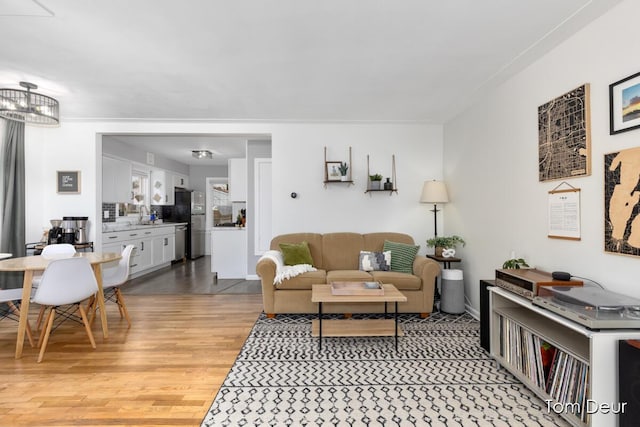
[609,71,640,135]
[325,161,342,181]
[57,170,81,194]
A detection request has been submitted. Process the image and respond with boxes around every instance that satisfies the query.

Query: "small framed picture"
[57,171,81,194]
[325,161,342,181]
[610,71,640,134]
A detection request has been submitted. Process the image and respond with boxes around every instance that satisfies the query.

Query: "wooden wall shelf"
[324,146,354,188]
[365,154,397,195]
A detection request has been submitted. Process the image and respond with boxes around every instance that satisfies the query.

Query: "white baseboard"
[246,274,259,280]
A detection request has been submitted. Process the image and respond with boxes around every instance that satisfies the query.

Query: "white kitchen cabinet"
[152,229,176,265]
[103,156,132,203]
[150,169,174,205]
[228,158,247,201]
[173,173,189,189]
[211,228,247,278]
[127,229,153,275]
[163,234,175,263]
[102,224,178,279]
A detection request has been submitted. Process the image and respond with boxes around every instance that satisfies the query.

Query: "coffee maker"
[61,217,76,244]
[47,219,63,244]
[74,217,89,244]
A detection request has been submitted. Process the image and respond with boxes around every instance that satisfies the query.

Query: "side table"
[426,254,461,269]
[426,254,462,312]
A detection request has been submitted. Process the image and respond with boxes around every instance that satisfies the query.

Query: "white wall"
[24,121,443,269]
[444,0,640,313]
[272,123,443,250]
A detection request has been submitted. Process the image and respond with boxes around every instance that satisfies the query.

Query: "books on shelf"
[498,315,590,423]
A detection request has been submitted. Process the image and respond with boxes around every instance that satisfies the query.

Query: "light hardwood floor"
[0,257,264,426]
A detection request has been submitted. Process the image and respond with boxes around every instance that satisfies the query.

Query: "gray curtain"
[0,119,26,289]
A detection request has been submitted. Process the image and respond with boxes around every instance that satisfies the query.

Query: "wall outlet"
[103,210,110,219]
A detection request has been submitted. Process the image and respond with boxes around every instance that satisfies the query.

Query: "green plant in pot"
[502,258,529,269]
[369,173,383,189]
[426,235,465,257]
[338,162,349,180]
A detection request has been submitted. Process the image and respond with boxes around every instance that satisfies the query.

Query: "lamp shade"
[420,180,449,204]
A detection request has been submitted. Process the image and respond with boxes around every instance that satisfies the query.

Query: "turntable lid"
[548,286,640,310]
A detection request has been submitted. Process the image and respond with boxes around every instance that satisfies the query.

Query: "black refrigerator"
[161,188,205,260]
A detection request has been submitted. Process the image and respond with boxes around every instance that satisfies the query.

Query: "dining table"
[0,251,121,359]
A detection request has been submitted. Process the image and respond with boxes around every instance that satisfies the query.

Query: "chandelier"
[0,81,60,126]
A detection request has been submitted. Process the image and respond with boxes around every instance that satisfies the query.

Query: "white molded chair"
[0,288,35,348]
[90,245,134,328]
[32,257,98,363]
[41,244,76,257]
[34,244,77,330]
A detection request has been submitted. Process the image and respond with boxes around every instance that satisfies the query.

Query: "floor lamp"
[420,180,449,237]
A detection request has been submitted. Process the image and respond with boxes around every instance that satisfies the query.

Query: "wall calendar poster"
[548,186,581,240]
[538,84,591,182]
[605,146,640,256]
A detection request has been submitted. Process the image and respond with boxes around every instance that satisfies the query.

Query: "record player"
[533,286,640,329]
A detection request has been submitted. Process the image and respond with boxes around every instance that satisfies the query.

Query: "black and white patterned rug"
[202,312,570,426]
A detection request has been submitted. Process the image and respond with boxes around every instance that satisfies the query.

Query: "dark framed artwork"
[325,161,342,181]
[609,71,640,135]
[57,170,81,194]
[604,147,640,256]
[538,84,591,182]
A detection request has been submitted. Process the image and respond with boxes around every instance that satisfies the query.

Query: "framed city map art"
[604,146,640,257]
[538,84,591,182]
[609,71,640,135]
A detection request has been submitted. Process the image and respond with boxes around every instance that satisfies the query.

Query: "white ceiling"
[0,0,622,163]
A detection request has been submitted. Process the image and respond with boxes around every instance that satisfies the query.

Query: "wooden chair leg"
[78,304,96,349]
[86,294,96,317]
[37,308,56,363]
[114,288,132,327]
[8,301,35,348]
[88,295,98,326]
[38,307,51,348]
[35,306,46,332]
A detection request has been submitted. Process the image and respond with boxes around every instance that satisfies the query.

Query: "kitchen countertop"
[212,226,246,231]
[102,222,188,233]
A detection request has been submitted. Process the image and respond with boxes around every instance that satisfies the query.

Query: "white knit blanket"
[260,250,317,285]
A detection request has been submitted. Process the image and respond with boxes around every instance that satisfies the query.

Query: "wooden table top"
[0,252,121,272]
[311,283,407,303]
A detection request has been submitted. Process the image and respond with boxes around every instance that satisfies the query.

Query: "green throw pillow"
[279,241,314,266]
[382,240,419,274]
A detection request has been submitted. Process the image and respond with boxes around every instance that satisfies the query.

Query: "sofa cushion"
[359,251,391,271]
[363,232,415,251]
[371,271,422,291]
[327,270,373,283]
[271,233,324,269]
[275,269,327,290]
[383,240,420,274]
[322,233,364,271]
[279,241,314,266]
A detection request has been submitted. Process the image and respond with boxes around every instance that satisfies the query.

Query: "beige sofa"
[256,232,440,317]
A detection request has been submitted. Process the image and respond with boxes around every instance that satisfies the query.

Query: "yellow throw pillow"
[279,241,314,266]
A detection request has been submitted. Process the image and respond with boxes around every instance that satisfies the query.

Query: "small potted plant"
[426,235,465,257]
[369,173,383,190]
[502,257,529,269]
[338,162,349,181]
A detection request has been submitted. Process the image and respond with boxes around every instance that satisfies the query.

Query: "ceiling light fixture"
[192,149,213,159]
[0,81,59,126]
